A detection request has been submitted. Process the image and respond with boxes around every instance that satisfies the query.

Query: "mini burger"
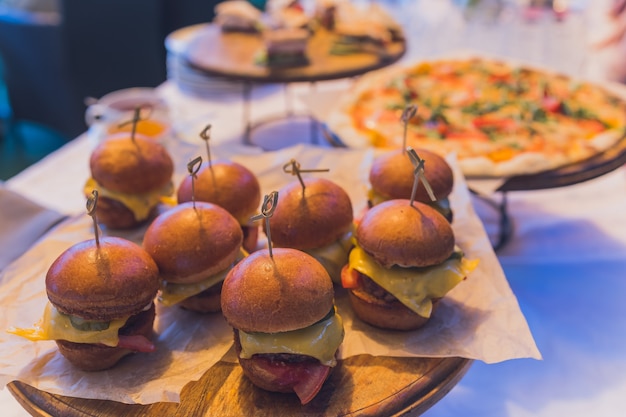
[263,178,354,284]
[214,0,263,33]
[142,201,244,313]
[262,28,310,67]
[341,199,478,331]
[10,237,160,371]
[85,133,174,229]
[177,160,261,253]
[368,148,454,221]
[221,248,344,405]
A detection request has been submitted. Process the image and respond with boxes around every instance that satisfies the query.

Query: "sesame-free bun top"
[90,133,174,194]
[46,237,159,321]
[177,160,261,224]
[142,201,243,284]
[357,199,455,268]
[264,178,353,250]
[221,248,334,334]
[369,148,453,202]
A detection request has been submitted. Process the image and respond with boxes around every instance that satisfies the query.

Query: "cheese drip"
[367,188,451,219]
[8,303,128,346]
[158,248,247,306]
[238,309,344,367]
[349,245,478,318]
[304,232,354,284]
[84,177,174,221]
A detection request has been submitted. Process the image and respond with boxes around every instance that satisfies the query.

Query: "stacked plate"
[164,24,245,99]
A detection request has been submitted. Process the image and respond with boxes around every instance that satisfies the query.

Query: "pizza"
[326,57,626,178]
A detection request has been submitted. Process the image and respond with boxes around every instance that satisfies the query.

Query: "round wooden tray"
[182,24,406,83]
[8,355,471,416]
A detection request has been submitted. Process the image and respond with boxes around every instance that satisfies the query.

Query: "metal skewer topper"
[116,106,152,143]
[187,156,203,209]
[199,124,213,167]
[401,104,418,153]
[282,158,329,193]
[86,190,101,247]
[407,146,436,206]
[250,191,279,258]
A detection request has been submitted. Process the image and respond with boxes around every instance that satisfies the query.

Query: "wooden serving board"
[8,355,471,416]
[183,24,406,83]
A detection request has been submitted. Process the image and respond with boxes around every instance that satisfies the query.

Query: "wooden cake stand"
[181,24,406,145]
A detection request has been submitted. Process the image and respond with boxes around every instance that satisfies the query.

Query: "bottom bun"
[94,196,156,230]
[178,282,223,313]
[348,289,440,331]
[242,225,259,253]
[56,304,156,371]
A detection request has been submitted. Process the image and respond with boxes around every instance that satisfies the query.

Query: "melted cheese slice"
[349,245,478,318]
[238,309,344,367]
[304,232,354,284]
[84,178,174,221]
[158,248,247,306]
[8,303,128,346]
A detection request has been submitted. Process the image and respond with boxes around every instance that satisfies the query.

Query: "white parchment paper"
[0,144,540,404]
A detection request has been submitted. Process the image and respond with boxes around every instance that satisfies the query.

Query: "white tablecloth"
[3,1,626,415]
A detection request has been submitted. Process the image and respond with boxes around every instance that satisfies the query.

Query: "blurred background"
[1,0,622,180]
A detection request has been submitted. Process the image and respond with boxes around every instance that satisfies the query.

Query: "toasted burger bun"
[56,304,156,371]
[45,237,160,371]
[87,133,174,229]
[264,178,353,250]
[46,237,160,321]
[143,202,243,284]
[221,248,334,334]
[177,161,261,224]
[369,148,453,203]
[177,161,261,253]
[90,133,173,195]
[357,199,454,269]
[143,201,243,312]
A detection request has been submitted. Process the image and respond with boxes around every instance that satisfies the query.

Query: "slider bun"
[369,148,453,202]
[142,202,243,284]
[56,304,156,371]
[221,248,334,333]
[357,199,454,268]
[265,178,353,249]
[348,289,440,331]
[177,161,261,224]
[90,133,174,194]
[46,237,160,322]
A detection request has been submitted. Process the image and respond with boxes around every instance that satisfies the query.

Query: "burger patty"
[119,304,156,336]
[355,270,398,303]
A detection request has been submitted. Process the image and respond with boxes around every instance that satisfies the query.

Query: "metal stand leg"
[309,81,319,145]
[471,190,514,251]
[242,81,253,146]
[283,83,294,117]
